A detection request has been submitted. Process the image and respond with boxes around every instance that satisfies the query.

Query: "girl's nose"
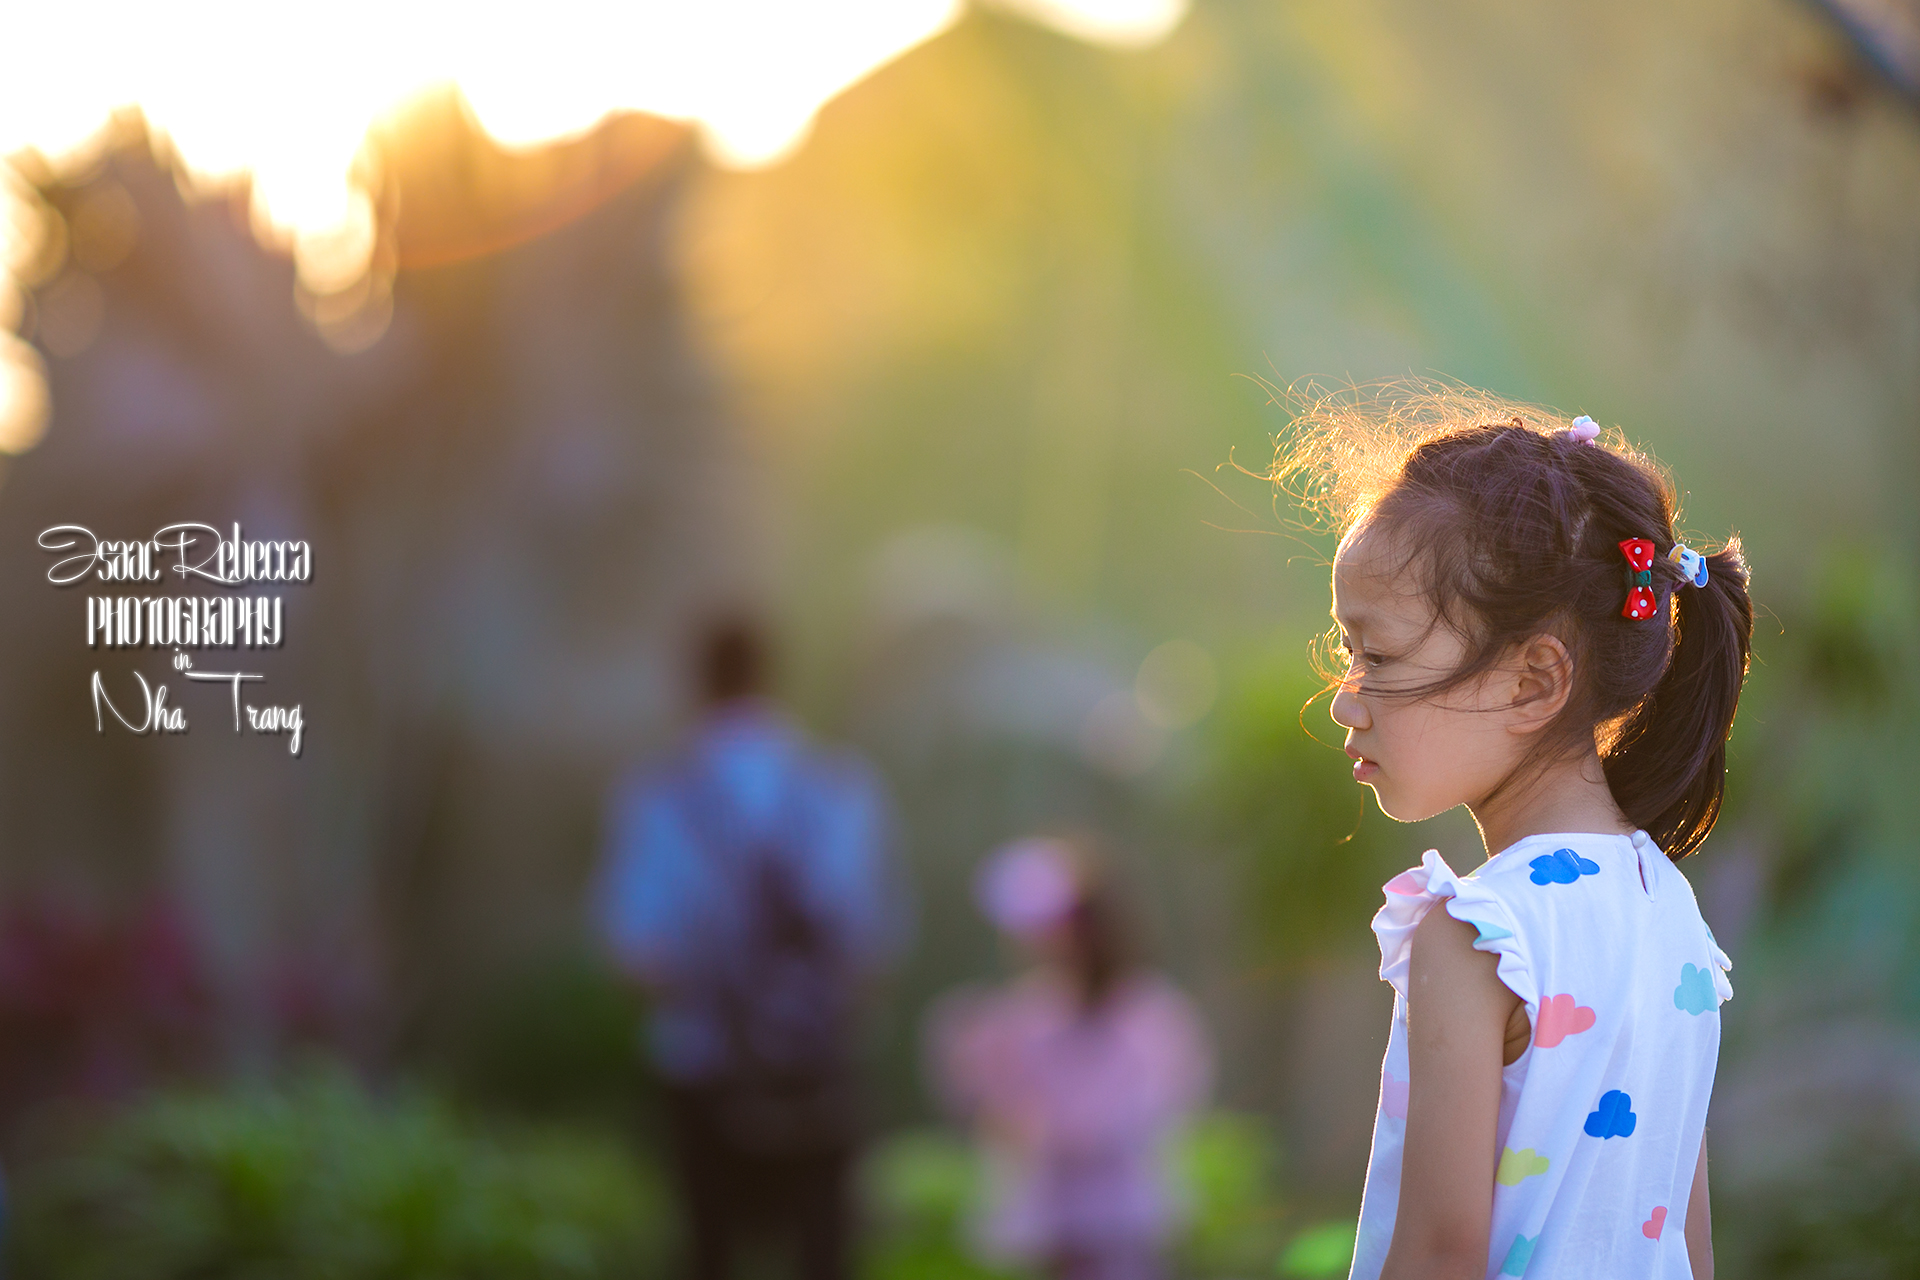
[1330,680,1369,731]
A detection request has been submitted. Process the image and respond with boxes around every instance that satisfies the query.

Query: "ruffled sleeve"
[1704,923,1734,1005]
[1372,849,1537,1010]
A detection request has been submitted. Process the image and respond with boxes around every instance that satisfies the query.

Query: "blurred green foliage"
[451,949,652,1127]
[1717,1141,1920,1280]
[1196,650,1476,967]
[1706,547,1920,1276]
[1275,1220,1358,1279]
[863,1112,1297,1280]
[1731,548,1920,957]
[7,1064,667,1280]
[861,1129,1026,1280]
[1172,1111,1288,1277]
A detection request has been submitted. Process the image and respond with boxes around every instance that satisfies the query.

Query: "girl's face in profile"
[1328,521,1524,822]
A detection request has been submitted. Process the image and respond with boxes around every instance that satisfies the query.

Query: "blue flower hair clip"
[1668,543,1709,588]
[1566,415,1601,444]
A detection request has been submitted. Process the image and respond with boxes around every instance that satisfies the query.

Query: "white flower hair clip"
[1566,415,1601,444]
[1668,543,1709,588]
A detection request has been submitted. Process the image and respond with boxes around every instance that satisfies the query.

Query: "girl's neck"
[1469,747,1634,862]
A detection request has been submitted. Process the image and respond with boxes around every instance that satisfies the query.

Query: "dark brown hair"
[697,614,768,705]
[1064,879,1137,1012]
[1273,383,1753,860]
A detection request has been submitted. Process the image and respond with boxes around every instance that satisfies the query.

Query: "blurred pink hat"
[975,837,1080,937]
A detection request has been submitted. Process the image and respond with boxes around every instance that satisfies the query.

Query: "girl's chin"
[1367,785,1444,825]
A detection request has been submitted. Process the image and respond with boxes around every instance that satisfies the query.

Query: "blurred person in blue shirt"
[596,616,908,1280]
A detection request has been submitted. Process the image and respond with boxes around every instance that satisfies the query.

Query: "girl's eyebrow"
[1331,604,1375,633]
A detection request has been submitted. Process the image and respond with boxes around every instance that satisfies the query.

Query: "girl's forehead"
[1333,522,1402,593]
[1333,523,1429,628]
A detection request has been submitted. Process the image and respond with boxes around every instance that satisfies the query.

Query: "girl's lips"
[1345,746,1379,781]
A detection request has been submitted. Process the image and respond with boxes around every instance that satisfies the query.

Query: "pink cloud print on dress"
[1380,1069,1409,1120]
[1532,994,1596,1047]
[975,838,1080,938]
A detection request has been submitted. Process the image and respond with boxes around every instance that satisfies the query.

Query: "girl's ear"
[1507,633,1575,733]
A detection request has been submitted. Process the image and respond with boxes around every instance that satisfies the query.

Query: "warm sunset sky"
[1,1,1185,238]
[0,0,1186,450]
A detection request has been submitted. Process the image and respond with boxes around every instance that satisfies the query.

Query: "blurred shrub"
[863,1112,1293,1280]
[7,1063,667,1280]
[453,949,650,1127]
[1172,1110,1287,1277]
[1275,1219,1357,1278]
[861,1128,1024,1280]
[0,896,211,1112]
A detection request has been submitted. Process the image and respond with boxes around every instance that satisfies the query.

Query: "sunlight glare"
[0,335,50,455]
[453,1,964,166]
[0,0,1186,247]
[0,2,976,242]
[0,0,1188,418]
[996,0,1190,47]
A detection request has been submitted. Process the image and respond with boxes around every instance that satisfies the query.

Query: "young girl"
[929,838,1213,1280]
[1275,389,1753,1280]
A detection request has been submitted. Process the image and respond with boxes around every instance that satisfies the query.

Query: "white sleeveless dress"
[1349,830,1732,1280]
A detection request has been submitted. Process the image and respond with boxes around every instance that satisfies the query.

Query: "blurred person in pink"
[928,838,1212,1280]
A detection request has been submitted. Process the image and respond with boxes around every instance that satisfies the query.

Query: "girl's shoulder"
[1374,848,1538,1006]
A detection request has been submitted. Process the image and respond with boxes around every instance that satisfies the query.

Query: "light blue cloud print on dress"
[1462,917,1512,943]
[1500,1234,1535,1275]
[1674,962,1717,1014]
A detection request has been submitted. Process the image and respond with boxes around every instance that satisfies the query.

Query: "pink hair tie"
[1566,415,1601,444]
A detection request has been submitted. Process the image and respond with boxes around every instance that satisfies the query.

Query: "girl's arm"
[1380,908,1521,1280]
[1686,1135,1712,1279]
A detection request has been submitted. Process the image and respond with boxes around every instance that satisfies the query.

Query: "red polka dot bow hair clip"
[1618,540,1660,619]
[1618,538,1710,620]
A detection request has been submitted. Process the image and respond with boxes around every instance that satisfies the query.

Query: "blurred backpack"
[684,762,861,1155]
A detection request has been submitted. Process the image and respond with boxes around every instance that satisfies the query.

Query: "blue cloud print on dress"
[1529,847,1600,886]
[1674,963,1716,1014]
[1584,1089,1638,1139]
[1500,1234,1535,1276]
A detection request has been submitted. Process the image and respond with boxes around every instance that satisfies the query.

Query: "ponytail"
[1603,542,1754,860]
